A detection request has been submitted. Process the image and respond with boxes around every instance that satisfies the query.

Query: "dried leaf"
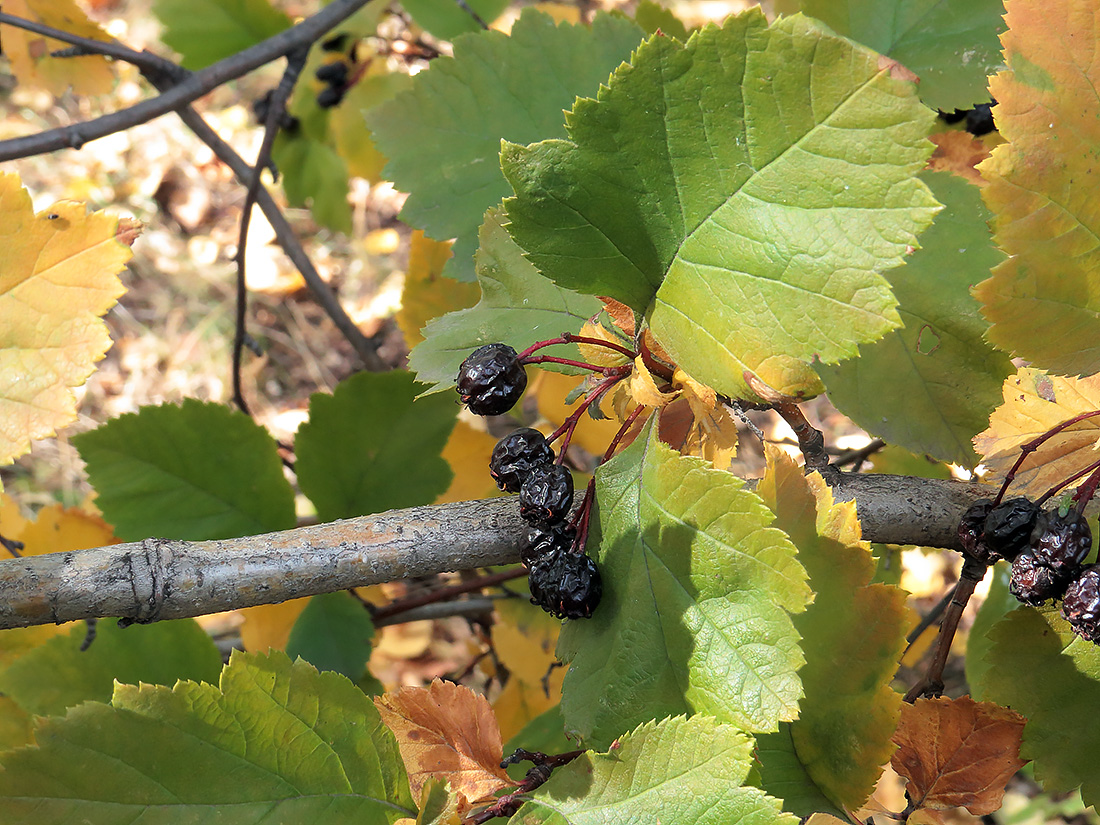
[374,680,512,810]
[0,173,136,466]
[973,367,1100,498]
[3,0,115,95]
[576,319,631,368]
[397,232,478,348]
[435,421,500,504]
[927,132,991,186]
[491,600,564,740]
[238,598,310,652]
[892,696,1027,816]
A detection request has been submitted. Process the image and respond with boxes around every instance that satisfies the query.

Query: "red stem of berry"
[516,334,637,362]
[546,374,627,455]
[602,403,645,462]
[994,410,1100,505]
[521,356,631,376]
[1037,456,1100,508]
[1072,464,1100,514]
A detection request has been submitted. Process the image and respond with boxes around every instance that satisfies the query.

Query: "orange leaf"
[3,0,116,96]
[927,132,991,186]
[891,696,1027,816]
[973,367,1100,498]
[435,420,501,504]
[374,680,512,811]
[0,173,136,466]
[396,232,477,348]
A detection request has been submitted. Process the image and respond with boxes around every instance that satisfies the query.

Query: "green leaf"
[399,0,509,40]
[502,705,574,781]
[152,0,291,70]
[408,207,603,394]
[295,370,456,521]
[754,450,909,814]
[332,72,413,183]
[752,725,846,819]
[366,9,644,281]
[503,11,939,401]
[867,445,953,479]
[287,592,378,685]
[818,172,1013,466]
[965,563,1016,700]
[72,399,295,541]
[979,606,1100,807]
[793,0,1007,111]
[0,619,221,718]
[0,651,416,824]
[511,715,799,825]
[558,420,810,749]
[272,130,352,234]
[634,0,690,40]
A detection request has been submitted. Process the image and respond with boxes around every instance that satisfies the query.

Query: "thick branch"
[0,474,989,630]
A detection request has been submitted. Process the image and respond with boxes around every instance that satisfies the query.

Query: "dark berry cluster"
[959,497,1098,640]
[938,99,996,136]
[314,35,359,109]
[457,342,602,619]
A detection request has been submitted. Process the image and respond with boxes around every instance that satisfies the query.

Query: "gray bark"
[0,474,990,630]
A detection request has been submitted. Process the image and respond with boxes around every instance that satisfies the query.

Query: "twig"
[373,597,499,627]
[773,402,835,478]
[903,582,957,652]
[371,567,527,621]
[0,534,24,558]
[832,438,887,471]
[470,749,585,823]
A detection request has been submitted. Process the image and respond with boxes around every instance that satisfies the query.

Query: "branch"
[0,0,376,161]
[0,474,990,630]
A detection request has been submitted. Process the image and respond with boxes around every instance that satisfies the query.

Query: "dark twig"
[993,410,1100,505]
[370,567,527,622]
[903,582,958,652]
[832,438,888,471]
[0,534,24,558]
[79,618,98,651]
[773,402,835,478]
[232,47,310,413]
[470,749,585,823]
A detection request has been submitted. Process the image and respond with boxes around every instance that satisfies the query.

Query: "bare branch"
[0,474,990,631]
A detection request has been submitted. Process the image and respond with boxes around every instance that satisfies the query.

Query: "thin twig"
[832,438,887,471]
[773,402,835,477]
[371,567,527,622]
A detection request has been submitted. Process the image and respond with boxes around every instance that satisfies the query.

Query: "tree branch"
[0,474,990,631]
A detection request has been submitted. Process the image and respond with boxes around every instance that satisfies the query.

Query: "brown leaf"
[374,680,512,812]
[891,696,1027,816]
[927,132,991,186]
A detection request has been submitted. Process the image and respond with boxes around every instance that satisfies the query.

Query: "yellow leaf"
[491,600,565,739]
[0,173,136,466]
[492,675,561,743]
[0,696,32,751]
[575,319,631,368]
[397,232,478,348]
[436,420,500,504]
[238,598,310,652]
[530,370,623,458]
[973,367,1100,498]
[3,0,116,96]
[375,680,512,813]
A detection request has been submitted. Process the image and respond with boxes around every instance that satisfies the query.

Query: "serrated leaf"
[272,130,352,234]
[512,715,799,825]
[152,0,291,70]
[286,591,377,684]
[978,606,1100,806]
[557,420,811,748]
[399,0,509,40]
[72,399,295,541]
[366,10,645,281]
[374,680,512,810]
[793,0,1006,111]
[975,0,1100,375]
[868,445,953,479]
[332,70,414,183]
[972,368,1100,499]
[295,370,456,522]
[492,599,564,741]
[965,564,1017,699]
[892,696,1026,816]
[397,232,478,349]
[755,448,910,814]
[0,618,222,717]
[634,0,690,40]
[0,650,416,823]
[3,0,115,95]
[503,12,939,401]
[408,208,602,394]
[751,725,846,819]
[818,172,1012,466]
[0,173,134,466]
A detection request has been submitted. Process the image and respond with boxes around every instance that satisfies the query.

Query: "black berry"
[1010,552,1064,605]
[527,548,601,619]
[966,102,995,136]
[519,464,574,525]
[1063,565,1100,642]
[490,429,554,493]
[315,61,349,85]
[1030,508,1093,575]
[958,499,995,563]
[522,521,576,567]
[456,343,528,417]
[317,85,345,108]
[983,497,1040,562]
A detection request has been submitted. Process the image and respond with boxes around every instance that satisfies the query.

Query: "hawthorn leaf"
[491,599,565,741]
[755,448,910,814]
[503,11,939,401]
[511,715,799,825]
[332,71,414,184]
[286,591,378,684]
[374,680,512,811]
[396,233,478,349]
[152,0,291,70]
[0,651,416,823]
[0,619,222,717]
[751,726,846,819]
[791,0,1007,111]
[557,420,811,749]
[891,696,1027,816]
[366,9,645,281]
[978,606,1100,806]
[976,0,1100,376]
[295,370,456,522]
[399,0,509,40]
[634,0,690,40]
[965,564,1017,700]
[818,172,1012,466]
[72,398,295,541]
[972,368,1100,500]
[436,420,501,504]
[271,131,352,234]
[867,445,952,480]
[0,173,135,467]
[408,208,602,394]
[3,0,115,95]
[927,131,992,186]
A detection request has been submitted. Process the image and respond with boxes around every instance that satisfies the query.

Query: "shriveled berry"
[519,464,574,525]
[958,499,995,563]
[984,497,1040,562]
[315,61,349,85]
[1010,552,1064,605]
[490,429,554,493]
[456,343,528,416]
[522,521,576,567]
[526,547,564,608]
[1063,565,1100,642]
[316,85,345,108]
[1030,508,1093,575]
[554,553,602,619]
